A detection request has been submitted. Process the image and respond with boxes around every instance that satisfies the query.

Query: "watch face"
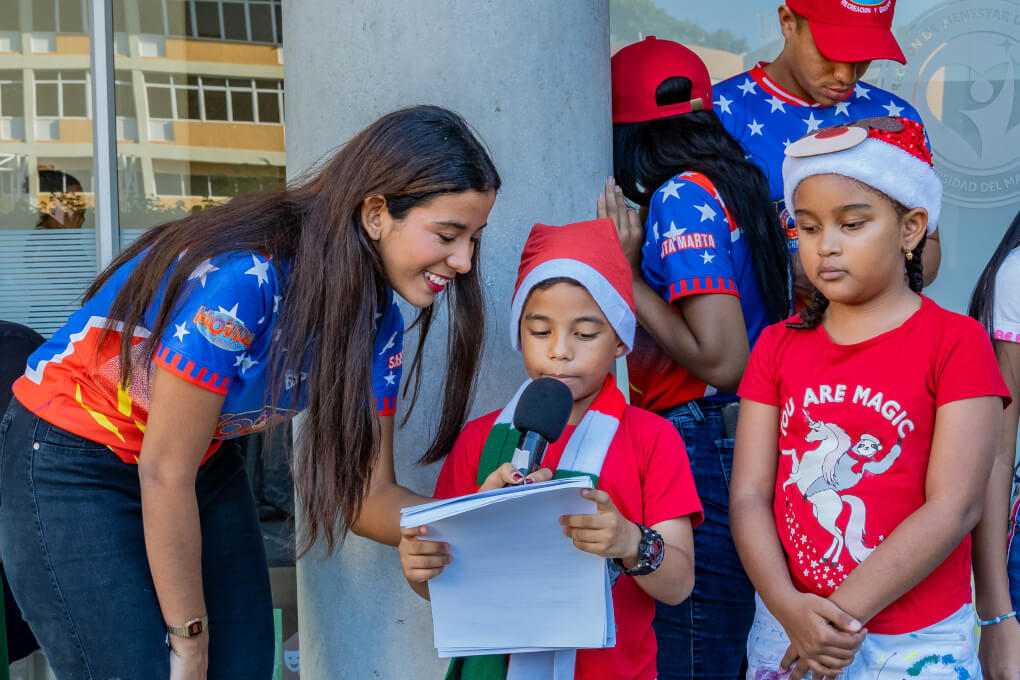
[187,621,203,636]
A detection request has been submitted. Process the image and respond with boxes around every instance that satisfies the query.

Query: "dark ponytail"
[787,192,923,330]
[613,77,791,323]
[969,207,1020,336]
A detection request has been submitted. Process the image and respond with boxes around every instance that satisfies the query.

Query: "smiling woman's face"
[366,189,495,308]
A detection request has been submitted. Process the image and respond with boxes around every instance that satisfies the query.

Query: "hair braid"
[786,289,830,330]
[906,233,926,293]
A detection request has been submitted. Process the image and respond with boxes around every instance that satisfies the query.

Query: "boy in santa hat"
[398,218,702,680]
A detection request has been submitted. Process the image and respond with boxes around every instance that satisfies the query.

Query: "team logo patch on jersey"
[660,232,717,259]
[194,306,254,351]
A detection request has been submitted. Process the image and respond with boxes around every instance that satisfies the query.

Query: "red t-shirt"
[738,296,1010,634]
[435,404,703,680]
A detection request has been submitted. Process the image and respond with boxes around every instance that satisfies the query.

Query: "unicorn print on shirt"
[781,410,901,566]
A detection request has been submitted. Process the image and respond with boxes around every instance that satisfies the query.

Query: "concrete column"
[283,1,610,677]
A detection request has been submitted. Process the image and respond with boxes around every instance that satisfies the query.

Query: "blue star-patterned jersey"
[713,63,925,251]
[13,250,404,464]
[627,171,769,412]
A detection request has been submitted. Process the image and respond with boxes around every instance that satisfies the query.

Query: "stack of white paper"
[400,477,616,658]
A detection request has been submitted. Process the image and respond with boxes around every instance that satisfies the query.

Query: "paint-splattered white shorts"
[745,593,980,679]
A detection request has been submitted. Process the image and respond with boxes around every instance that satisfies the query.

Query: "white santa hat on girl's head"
[510,219,636,354]
[782,116,941,233]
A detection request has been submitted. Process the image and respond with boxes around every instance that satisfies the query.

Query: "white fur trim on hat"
[510,259,636,354]
[782,138,941,233]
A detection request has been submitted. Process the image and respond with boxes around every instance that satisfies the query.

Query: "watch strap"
[166,615,208,638]
[614,523,664,576]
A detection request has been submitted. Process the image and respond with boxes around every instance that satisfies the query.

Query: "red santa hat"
[782,116,941,233]
[510,219,636,354]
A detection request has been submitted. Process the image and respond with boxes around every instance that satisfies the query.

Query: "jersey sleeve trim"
[668,277,740,302]
[154,343,232,395]
[377,396,397,416]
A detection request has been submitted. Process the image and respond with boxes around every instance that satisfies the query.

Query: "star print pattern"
[628,170,772,412]
[659,178,683,203]
[15,250,404,463]
[711,63,926,251]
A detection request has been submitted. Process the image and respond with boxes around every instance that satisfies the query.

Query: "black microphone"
[511,378,574,477]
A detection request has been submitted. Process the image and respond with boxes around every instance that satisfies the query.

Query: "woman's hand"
[978,617,1020,680]
[773,591,866,680]
[477,462,553,492]
[169,635,208,680]
[559,488,641,562]
[597,176,643,273]
[399,525,451,584]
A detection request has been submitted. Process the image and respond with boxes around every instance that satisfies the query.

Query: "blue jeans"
[654,400,754,680]
[1008,472,1020,613]
[0,399,274,680]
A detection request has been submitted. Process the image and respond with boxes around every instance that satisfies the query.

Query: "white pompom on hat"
[782,116,941,233]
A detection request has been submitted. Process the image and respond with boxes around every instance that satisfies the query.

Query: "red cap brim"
[809,20,906,65]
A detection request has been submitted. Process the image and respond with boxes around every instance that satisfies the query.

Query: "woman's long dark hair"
[613,77,791,323]
[85,105,501,555]
[787,189,924,330]
[970,207,1020,335]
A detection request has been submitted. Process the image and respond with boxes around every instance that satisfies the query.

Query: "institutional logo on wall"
[877,0,1020,208]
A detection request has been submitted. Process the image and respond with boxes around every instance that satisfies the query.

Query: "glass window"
[154,172,184,195]
[203,87,228,120]
[139,0,166,34]
[0,72,23,117]
[115,72,136,118]
[32,0,57,32]
[194,1,220,39]
[249,3,273,43]
[230,87,254,122]
[257,89,280,123]
[0,3,20,32]
[165,0,188,36]
[222,3,247,41]
[1,28,95,343]
[58,0,85,34]
[62,82,86,117]
[36,83,59,116]
[146,84,172,119]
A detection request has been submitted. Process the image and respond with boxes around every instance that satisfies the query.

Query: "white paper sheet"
[400,477,616,657]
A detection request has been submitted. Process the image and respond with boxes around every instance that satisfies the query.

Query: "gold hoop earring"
[904,249,914,261]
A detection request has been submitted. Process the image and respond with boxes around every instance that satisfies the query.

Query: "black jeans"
[0,399,274,680]
[652,400,754,680]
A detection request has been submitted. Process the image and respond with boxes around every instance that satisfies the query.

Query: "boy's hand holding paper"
[399,477,616,657]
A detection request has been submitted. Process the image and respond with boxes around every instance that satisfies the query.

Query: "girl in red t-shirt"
[731,117,1010,680]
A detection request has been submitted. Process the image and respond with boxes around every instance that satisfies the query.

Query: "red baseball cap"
[611,36,712,124]
[786,0,905,65]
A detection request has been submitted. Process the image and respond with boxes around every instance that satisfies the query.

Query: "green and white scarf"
[445,374,625,680]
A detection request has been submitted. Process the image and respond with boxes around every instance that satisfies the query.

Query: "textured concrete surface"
[283,1,611,677]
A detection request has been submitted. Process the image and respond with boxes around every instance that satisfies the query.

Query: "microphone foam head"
[512,377,574,443]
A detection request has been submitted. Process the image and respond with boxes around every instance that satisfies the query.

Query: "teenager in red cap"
[398,219,703,680]
[712,0,942,292]
[732,116,1008,678]
[604,36,791,679]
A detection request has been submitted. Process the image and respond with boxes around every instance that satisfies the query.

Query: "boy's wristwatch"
[613,523,664,576]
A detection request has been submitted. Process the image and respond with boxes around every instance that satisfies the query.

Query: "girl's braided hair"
[787,187,925,330]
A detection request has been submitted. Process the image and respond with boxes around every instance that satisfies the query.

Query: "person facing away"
[601,36,791,680]
[968,206,1020,679]
[0,105,501,680]
[713,0,942,291]
[730,115,1009,680]
[399,218,703,680]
